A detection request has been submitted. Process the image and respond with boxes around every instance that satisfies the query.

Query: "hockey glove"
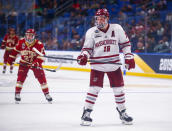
[31,59,43,68]
[77,54,88,65]
[1,44,5,49]
[124,53,135,70]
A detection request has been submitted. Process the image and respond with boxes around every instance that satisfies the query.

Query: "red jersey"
[9,38,45,65]
[1,34,19,50]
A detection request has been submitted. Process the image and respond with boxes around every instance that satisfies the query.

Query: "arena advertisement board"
[0,49,141,72]
[0,50,171,78]
[138,54,172,74]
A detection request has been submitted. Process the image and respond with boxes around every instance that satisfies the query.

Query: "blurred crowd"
[0,0,172,53]
[34,0,172,53]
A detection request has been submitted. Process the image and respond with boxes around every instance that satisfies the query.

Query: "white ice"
[0,66,172,131]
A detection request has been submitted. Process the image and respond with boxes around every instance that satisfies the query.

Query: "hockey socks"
[10,65,13,73]
[2,64,6,73]
[84,86,101,109]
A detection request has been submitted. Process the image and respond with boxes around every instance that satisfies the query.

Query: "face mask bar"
[95,16,108,29]
[25,33,35,43]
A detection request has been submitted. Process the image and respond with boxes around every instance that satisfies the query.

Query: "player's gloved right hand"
[124,53,135,70]
[7,57,15,65]
[77,54,88,65]
[31,59,43,68]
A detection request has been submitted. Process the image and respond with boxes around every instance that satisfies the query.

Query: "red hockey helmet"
[25,29,36,43]
[95,9,109,29]
[95,8,109,17]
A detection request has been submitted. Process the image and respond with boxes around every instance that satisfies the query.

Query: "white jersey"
[81,24,132,72]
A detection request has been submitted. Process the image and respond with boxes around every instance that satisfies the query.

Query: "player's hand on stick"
[31,59,43,68]
[77,54,88,65]
[124,53,135,70]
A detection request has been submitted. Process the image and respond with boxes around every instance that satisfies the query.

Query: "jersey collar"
[25,39,36,47]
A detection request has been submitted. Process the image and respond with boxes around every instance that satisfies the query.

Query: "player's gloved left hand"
[77,54,88,65]
[31,59,43,68]
[124,53,135,70]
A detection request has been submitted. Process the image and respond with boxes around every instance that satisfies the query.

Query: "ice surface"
[0,66,172,131]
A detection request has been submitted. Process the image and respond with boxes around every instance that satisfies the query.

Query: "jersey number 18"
[104,46,110,52]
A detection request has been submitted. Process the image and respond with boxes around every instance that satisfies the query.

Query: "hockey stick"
[17,62,57,72]
[46,62,62,72]
[33,48,122,65]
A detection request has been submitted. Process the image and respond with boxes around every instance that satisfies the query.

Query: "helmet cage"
[95,9,109,29]
[25,29,35,43]
[95,15,108,29]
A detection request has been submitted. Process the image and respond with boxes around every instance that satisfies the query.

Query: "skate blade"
[48,101,52,104]
[80,120,91,126]
[15,101,20,104]
[122,120,133,125]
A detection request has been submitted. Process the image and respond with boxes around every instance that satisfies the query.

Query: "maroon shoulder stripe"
[119,41,130,45]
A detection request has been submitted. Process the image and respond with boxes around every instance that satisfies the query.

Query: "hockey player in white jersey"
[77,8,135,126]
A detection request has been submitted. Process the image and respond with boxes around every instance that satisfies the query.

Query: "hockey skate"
[15,93,21,104]
[2,69,6,74]
[80,108,93,126]
[116,107,133,125]
[10,66,13,73]
[45,94,53,103]
[10,70,13,74]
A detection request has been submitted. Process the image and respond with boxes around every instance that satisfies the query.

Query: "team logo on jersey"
[111,31,115,37]
[95,30,99,33]
[94,30,101,38]
[94,34,102,38]
[22,43,25,49]
[95,39,116,48]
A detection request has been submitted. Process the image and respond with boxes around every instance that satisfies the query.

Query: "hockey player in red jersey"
[7,29,53,104]
[77,9,135,126]
[1,28,19,73]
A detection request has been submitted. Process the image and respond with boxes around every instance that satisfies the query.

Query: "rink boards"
[0,50,172,79]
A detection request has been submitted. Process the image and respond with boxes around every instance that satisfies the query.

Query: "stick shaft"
[33,47,122,65]
[43,55,122,65]
[17,62,56,72]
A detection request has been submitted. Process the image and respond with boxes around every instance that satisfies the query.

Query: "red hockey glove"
[1,44,5,49]
[31,59,43,68]
[125,54,135,70]
[77,54,88,65]
[7,57,15,65]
